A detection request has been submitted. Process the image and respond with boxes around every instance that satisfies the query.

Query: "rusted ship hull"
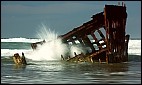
[59,3,130,63]
[31,3,130,63]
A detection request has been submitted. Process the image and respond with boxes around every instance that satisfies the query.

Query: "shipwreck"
[31,3,130,63]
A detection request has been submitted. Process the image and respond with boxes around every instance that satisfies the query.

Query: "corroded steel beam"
[60,3,129,63]
[30,3,130,63]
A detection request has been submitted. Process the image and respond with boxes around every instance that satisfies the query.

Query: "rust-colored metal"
[31,3,130,63]
[59,3,130,63]
[31,40,46,50]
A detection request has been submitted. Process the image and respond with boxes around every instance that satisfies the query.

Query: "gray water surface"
[1,57,141,84]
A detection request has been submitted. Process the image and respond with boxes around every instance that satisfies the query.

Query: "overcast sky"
[1,1,141,38]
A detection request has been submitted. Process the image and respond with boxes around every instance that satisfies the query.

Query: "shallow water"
[1,55,141,84]
[1,38,141,84]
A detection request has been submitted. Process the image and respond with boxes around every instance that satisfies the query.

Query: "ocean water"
[1,38,141,84]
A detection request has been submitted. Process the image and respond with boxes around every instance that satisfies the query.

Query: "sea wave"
[1,37,43,43]
[1,49,33,57]
[128,40,141,55]
[1,38,141,57]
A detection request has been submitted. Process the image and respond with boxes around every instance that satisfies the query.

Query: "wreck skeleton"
[31,3,130,63]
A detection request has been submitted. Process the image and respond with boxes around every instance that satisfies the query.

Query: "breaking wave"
[1,25,141,61]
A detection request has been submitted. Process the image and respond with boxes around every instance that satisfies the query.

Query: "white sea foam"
[1,24,141,60]
[1,37,42,43]
[128,40,141,55]
[1,49,33,57]
[1,39,141,58]
[25,24,86,61]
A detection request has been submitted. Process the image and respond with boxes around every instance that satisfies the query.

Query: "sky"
[1,1,141,38]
